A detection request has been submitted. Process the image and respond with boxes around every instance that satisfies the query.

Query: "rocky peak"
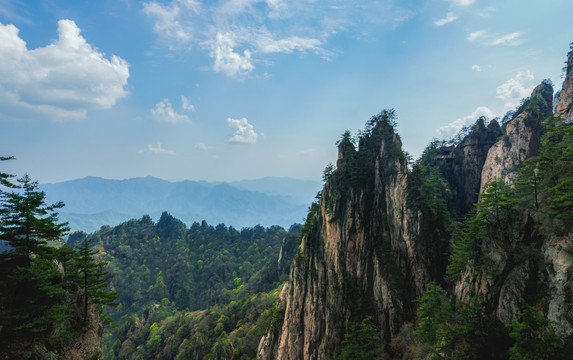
[556,46,573,123]
[258,114,442,359]
[480,81,553,191]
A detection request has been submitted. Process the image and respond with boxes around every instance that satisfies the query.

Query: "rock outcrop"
[433,118,502,217]
[556,47,573,123]
[455,81,573,331]
[480,81,553,192]
[58,303,104,360]
[259,117,443,359]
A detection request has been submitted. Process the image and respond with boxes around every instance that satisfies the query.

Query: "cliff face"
[259,118,443,359]
[58,302,104,360]
[480,82,553,192]
[434,119,502,217]
[451,120,502,215]
[556,48,573,123]
[454,80,573,332]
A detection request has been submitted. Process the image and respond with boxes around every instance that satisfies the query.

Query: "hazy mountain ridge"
[40,176,321,232]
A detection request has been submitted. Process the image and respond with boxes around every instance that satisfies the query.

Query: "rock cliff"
[258,113,444,359]
[58,302,104,360]
[480,81,553,192]
[432,118,502,217]
[455,79,573,330]
[556,46,573,123]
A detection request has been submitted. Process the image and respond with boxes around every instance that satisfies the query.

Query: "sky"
[0,0,571,184]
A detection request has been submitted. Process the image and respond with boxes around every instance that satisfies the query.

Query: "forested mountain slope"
[74,214,300,359]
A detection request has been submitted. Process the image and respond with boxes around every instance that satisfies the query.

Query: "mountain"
[258,51,573,359]
[40,176,321,232]
[230,177,322,205]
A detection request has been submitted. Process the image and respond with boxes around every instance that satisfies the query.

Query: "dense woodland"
[80,216,300,359]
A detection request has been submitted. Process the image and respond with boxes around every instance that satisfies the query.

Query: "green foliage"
[478,179,519,241]
[70,237,118,323]
[0,155,16,188]
[414,284,510,359]
[330,109,399,192]
[413,283,454,346]
[336,316,383,360]
[537,117,573,229]
[322,162,335,183]
[109,285,285,360]
[0,170,117,357]
[94,213,300,358]
[0,174,69,261]
[446,211,485,281]
[507,299,562,360]
[447,179,520,281]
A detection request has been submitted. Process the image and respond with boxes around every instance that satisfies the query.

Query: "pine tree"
[0,173,72,349]
[0,174,69,263]
[71,237,118,323]
[0,155,16,188]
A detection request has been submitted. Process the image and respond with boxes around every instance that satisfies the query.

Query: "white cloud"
[144,1,414,77]
[0,20,129,121]
[496,70,535,109]
[181,95,196,112]
[490,32,523,46]
[210,32,255,76]
[195,143,213,151]
[452,0,475,6]
[254,31,322,54]
[476,7,496,17]
[467,30,486,41]
[266,0,288,18]
[142,0,198,43]
[227,117,258,144]
[467,30,523,46]
[438,106,496,137]
[471,64,481,72]
[435,12,458,26]
[151,98,191,123]
[140,141,176,155]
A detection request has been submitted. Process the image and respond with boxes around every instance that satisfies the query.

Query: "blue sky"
[0,0,571,184]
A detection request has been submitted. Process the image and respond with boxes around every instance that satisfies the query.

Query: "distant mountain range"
[40,176,322,233]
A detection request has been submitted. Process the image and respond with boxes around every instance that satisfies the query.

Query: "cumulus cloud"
[435,12,458,26]
[210,32,255,77]
[471,64,481,72]
[496,70,535,109]
[467,29,523,46]
[0,20,129,121]
[139,141,176,155]
[150,98,191,123]
[438,106,496,137]
[227,117,258,144]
